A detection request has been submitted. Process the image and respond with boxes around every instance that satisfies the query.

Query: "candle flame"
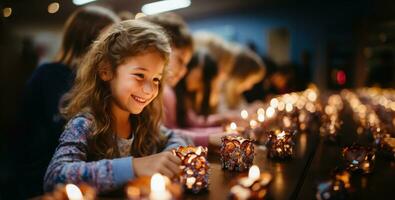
[248,165,260,181]
[230,122,237,131]
[257,108,265,115]
[285,103,293,112]
[277,131,286,139]
[241,110,248,119]
[258,113,265,122]
[249,120,258,128]
[65,184,83,200]
[151,173,166,192]
[270,98,279,108]
[266,106,275,118]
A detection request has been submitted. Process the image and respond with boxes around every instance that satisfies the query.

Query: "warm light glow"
[278,101,285,111]
[151,173,166,192]
[142,0,191,15]
[257,108,265,115]
[270,98,279,108]
[285,103,293,112]
[150,173,171,200]
[65,184,83,200]
[230,122,237,131]
[307,90,317,102]
[257,113,265,122]
[249,120,258,129]
[276,131,286,139]
[48,2,60,14]
[283,117,291,128]
[248,165,260,181]
[73,0,96,6]
[266,106,275,118]
[135,12,146,19]
[241,109,249,119]
[3,7,12,18]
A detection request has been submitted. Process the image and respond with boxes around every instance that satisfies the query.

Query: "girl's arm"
[43,116,134,193]
[160,126,191,151]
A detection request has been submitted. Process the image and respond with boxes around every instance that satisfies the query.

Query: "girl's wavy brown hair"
[60,20,171,159]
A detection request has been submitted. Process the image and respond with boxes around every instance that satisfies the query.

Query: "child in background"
[13,6,120,198]
[44,20,188,193]
[217,49,266,113]
[139,13,193,130]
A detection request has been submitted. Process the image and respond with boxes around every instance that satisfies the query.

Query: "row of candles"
[42,86,326,200]
[316,88,395,199]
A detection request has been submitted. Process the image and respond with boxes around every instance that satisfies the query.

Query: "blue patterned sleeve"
[160,126,191,151]
[43,115,134,193]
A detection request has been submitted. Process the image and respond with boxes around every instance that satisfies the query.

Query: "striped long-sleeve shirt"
[43,113,189,193]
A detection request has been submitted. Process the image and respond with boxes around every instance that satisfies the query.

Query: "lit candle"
[220,135,254,171]
[266,130,295,159]
[266,106,275,118]
[229,165,272,200]
[173,146,209,193]
[66,184,83,200]
[241,109,249,120]
[149,173,172,200]
[249,119,258,129]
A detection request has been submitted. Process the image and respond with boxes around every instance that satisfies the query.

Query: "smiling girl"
[43,20,188,193]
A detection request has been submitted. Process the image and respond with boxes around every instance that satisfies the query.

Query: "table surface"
[74,104,395,200]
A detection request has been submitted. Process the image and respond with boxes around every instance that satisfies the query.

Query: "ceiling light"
[142,0,191,15]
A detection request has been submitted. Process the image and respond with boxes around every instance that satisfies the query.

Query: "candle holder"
[266,130,295,159]
[41,183,96,200]
[316,170,351,200]
[342,144,376,174]
[173,146,209,193]
[320,115,342,143]
[125,174,182,200]
[220,135,255,171]
[229,165,272,200]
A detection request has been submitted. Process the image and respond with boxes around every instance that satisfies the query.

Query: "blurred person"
[10,6,120,198]
[139,13,193,127]
[217,48,266,113]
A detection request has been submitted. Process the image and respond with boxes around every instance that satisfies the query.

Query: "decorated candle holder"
[342,144,376,174]
[316,170,351,200]
[41,183,96,200]
[266,130,295,159]
[229,165,272,200]
[125,173,182,200]
[173,146,209,193]
[320,115,342,143]
[220,135,254,171]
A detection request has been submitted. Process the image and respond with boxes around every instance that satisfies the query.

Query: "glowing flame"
[248,165,260,181]
[266,106,275,118]
[276,131,286,139]
[65,184,83,200]
[151,173,166,193]
[257,113,265,122]
[249,120,258,128]
[230,122,237,131]
[241,109,249,119]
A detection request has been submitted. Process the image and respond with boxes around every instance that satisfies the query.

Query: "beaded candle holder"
[220,135,254,171]
[173,146,209,193]
[229,165,272,200]
[266,130,295,159]
[342,144,376,174]
[41,183,96,200]
[125,173,182,200]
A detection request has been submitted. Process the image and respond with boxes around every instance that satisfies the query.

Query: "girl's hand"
[133,151,181,178]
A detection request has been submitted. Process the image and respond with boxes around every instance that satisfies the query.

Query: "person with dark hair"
[11,6,120,198]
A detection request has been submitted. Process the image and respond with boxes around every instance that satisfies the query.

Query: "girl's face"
[166,47,192,87]
[108,52,165,115]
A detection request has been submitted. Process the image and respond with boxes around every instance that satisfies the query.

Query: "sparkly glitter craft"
[220,135,255,171]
